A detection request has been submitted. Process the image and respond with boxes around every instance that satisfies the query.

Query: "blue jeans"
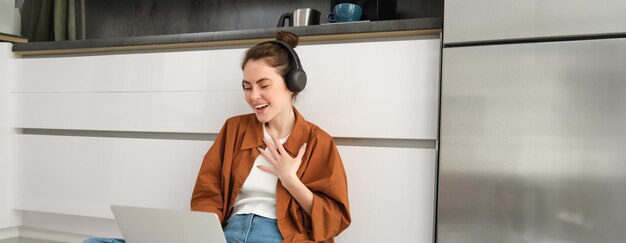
[224,214,283,243]
[83,213,282,243]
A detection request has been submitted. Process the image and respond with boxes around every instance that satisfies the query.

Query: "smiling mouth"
[255,103,269,111]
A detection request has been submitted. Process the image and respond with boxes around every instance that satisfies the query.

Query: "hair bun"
[276,31,299,48]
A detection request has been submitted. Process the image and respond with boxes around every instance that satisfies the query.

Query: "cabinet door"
[439,38,626,243]
[12,37,440,139]
[12,134,210,218]
[338,147,436,243]
[444,0,626,43]
[14,133,436,242]
[0,44,18,228]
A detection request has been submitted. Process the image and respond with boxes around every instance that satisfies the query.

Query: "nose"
[250,87,261,100]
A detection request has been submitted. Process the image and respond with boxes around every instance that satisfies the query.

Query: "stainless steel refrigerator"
[438,1,626,242]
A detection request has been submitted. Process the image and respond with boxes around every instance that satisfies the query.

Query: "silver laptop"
[111,205,227,243]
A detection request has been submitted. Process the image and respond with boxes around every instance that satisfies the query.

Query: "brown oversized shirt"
[191,108,351,242]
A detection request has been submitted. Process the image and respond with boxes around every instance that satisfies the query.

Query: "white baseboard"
[18,226,90,243]
[0,226,19,240]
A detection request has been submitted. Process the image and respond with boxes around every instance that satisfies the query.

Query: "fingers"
[263,138,281,159]
[295,143,307,160]
[273,136,288,155]
[257,147,277,164]
[257,165,276,175]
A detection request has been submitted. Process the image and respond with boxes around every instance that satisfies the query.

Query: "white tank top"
[231,124,288,219]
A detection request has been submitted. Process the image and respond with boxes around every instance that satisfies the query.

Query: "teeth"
[255,104,269,109]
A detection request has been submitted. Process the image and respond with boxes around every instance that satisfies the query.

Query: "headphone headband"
[258,40,303,72]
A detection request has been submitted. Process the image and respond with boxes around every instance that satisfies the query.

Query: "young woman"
[192,31,350,242]
[84,31,350,243]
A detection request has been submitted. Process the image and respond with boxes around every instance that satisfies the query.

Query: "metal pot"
[277,8,321,27]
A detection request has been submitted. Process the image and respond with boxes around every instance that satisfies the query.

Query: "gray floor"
[0,238,67,243]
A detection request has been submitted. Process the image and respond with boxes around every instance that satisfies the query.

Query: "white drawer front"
[13,38,439,139]
[13,48,244,92]
[13,134,211,218]
[14,134,435,241]
[11,92,248,134]
[338,146,436,243]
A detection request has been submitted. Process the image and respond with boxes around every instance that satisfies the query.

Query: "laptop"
[111,205,227,243]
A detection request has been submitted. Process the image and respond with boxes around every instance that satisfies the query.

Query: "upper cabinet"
[15,0,443,55]
[444,0,626,44]
[19,0,442,41]
[83,0,441,39]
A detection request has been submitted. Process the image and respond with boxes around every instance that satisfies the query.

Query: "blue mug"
[327,3,362,23]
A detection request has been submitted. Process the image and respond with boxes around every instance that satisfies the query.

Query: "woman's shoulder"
[305,121,335,145]
[223,113,257,128]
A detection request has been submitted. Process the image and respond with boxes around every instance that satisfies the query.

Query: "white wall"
[10,36,440,242]
[0,43,22,236]
[0,0,19,35]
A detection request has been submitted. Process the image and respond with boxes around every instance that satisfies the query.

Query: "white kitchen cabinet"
[13,133,436,243]
[12,37,440,139]
[9,36,440,241]
[1,43,20,230]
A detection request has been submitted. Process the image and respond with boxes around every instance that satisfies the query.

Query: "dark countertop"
[13,18,441,56]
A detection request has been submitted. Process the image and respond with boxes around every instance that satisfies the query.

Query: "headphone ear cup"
[288,69,307,92]
[257,40,307,92]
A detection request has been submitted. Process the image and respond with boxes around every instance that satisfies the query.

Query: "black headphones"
[257,40,307,92]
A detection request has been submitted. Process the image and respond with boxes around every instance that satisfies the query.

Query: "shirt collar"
[241,107,311,156]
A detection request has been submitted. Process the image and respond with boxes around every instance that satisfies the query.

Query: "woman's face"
[242,58,293,124]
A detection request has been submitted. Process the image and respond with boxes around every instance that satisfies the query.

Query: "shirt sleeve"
[300,136,352,241]
[190,120,229,223]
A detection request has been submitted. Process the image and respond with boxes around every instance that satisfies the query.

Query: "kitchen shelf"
[12,18,441,56]
[0,32,28,43]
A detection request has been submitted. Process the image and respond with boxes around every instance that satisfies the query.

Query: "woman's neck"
[266,106,295,139]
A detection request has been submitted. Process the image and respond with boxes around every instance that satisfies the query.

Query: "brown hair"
[242,31,302,101]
